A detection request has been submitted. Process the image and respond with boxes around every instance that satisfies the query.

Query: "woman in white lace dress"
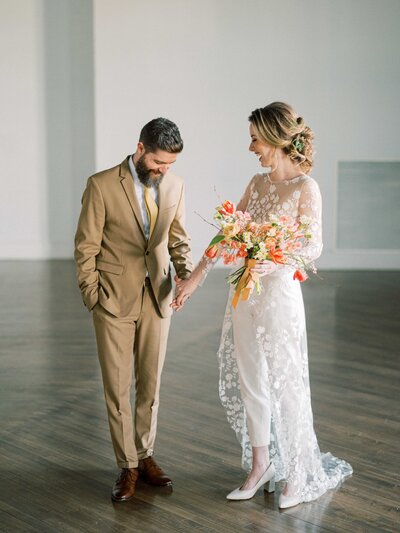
[172,102,352,508]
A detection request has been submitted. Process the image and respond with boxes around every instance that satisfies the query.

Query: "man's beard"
[135,155,165,188]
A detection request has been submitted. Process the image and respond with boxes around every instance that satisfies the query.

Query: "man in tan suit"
[74,118,193,502]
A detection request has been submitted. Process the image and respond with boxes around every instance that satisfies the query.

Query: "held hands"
[170,262,276,312]
[250,261,278,277]
[171,275,198,311]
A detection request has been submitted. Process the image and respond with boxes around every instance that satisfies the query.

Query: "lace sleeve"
[236,174,257,212]
[190,251,220,287]
[297,178,323,264]
[188,175,257,287]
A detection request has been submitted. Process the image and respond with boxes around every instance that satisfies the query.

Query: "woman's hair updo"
[249,102,314,174]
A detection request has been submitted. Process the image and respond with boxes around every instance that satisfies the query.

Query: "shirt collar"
[129,155,141,187]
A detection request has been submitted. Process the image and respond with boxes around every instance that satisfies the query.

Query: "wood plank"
[0,261,399,531]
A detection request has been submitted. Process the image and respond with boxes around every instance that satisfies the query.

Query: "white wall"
[0,0,95,259]
[94,0,400,268]
[1,0,400,267]
[0,0,47,257]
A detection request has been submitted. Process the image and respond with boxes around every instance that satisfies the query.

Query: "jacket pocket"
[96,260,124,275]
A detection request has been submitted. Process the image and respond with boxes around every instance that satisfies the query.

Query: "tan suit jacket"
[74,156,193,318]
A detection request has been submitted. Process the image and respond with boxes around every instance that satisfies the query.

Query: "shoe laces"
[145,459,163,475]
[119,468,135,482]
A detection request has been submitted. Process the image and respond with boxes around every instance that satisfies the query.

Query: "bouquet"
[204,200,316,308]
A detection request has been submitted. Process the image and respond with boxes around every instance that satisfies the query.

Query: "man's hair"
[139,118,183,153]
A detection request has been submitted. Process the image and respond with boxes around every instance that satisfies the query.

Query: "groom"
[74,118,193,501]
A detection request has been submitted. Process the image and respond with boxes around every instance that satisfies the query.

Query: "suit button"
[146,251,150,255]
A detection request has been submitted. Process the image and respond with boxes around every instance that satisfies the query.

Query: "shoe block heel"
[264,477,275,493]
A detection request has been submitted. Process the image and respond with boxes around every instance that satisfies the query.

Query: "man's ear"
[136,142,145,155]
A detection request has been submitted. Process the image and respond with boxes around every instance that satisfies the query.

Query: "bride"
[172,102,352,508]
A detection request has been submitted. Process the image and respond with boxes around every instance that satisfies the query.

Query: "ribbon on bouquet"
[232,258,259,309]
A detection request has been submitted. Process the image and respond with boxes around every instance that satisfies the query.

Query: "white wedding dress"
[198,172,352,503]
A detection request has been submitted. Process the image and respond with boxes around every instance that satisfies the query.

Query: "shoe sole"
[145,481,173,487]
[139,475,173,487]
[111,494,135,502]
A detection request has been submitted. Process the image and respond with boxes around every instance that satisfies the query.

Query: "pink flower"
[236,210,252,222]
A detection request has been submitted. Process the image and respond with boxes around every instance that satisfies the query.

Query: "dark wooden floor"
[0,261,399,532]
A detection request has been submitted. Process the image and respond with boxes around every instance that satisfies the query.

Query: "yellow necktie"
[144,186,158,239]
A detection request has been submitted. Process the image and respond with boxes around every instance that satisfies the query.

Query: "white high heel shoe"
[279,492,302,509]
[226,462,275,500]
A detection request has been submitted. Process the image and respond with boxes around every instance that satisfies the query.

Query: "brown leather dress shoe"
[138,457,172,486]
[111,468,139,502]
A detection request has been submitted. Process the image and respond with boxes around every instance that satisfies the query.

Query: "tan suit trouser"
[92,281,171,468]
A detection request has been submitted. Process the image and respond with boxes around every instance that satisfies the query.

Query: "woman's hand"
[250,261,278,277]
[171,276,199,311]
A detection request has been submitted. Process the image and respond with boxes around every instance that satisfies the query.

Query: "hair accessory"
[292,135,305,152]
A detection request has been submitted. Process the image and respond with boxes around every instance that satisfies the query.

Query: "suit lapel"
[119,157,146,241]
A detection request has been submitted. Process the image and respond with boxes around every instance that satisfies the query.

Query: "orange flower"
[237,246,248,258]
[269,249,286,264]
[205,244,219,258]
[229,240,241,249]
[219,200,236,216]
[222,200,236,214]
[293,269,308,282]
[265,237,277,251]
[260,223,272,234]
[247,222,258,233]
[223,253,236,265]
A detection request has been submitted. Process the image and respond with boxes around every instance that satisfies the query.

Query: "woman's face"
[249,124,275,168]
